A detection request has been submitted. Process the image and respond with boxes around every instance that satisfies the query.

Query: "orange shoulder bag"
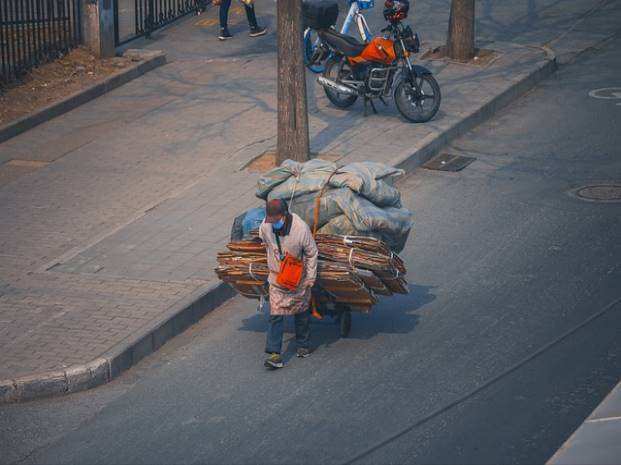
[275,233,304,291]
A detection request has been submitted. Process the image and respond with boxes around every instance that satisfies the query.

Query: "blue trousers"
[219,0,258,29]
[265,310,311,354]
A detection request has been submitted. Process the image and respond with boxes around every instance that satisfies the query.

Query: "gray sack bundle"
[256,159,412,252]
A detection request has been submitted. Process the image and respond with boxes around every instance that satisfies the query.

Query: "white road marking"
[585,415,621,424]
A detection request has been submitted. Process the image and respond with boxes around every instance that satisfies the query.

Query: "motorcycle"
[306,0,441,123]
[304,0,375,73]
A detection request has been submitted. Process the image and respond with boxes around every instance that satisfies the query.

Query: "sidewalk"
[548,380,621,464]
[0,0,569,403]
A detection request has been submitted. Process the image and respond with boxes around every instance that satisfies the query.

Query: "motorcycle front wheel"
[303,28,326,73]
[323,57,358,108]
[394,74,441,123]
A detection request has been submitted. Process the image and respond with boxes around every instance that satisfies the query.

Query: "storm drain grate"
[573,184,621,202]
[422,153,476,172]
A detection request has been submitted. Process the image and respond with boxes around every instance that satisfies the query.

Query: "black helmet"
[383,0,409,21]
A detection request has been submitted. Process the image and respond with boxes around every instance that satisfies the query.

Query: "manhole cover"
[573,184,621,202]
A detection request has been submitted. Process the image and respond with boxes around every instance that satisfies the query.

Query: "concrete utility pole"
[447,0,475,61]
[276,0,310,163]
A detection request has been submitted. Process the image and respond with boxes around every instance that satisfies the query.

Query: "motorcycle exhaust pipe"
[317,76,358,96]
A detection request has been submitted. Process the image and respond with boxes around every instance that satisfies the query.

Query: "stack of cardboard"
[215,242,269,299]
[315,235,408,296]
[316,262,378,309]
[215,235,408,311]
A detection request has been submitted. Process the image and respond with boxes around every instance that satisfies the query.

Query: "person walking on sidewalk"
[259,199,318,369]
[213,0,267,40]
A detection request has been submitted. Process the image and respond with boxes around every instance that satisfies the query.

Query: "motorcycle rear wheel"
[323,58,358,108]
[394,73,441,123]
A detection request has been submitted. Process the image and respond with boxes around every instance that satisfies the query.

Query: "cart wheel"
[339,310,352,338]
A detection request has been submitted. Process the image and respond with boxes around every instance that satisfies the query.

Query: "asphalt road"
[3,24,621,465]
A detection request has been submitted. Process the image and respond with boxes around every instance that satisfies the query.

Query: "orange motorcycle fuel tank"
[350,37,397,65]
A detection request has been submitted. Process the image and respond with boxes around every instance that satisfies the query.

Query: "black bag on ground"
[303,0,339,30]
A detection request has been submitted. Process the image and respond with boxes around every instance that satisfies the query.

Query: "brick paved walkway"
[0,0,555,383]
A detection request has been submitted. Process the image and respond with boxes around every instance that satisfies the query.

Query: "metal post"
[99,0,115,56]
[113,0,119,45]
[80,0,115,58]
[145,0,154,39]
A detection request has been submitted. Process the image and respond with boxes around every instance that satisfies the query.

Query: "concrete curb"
[547,380,621,464]
[0,49,167,144]
[391,45,557,172]
[0,45,557,405]
[0,282,235,404]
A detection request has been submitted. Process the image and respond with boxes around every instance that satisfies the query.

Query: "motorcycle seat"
[319,29,366,57]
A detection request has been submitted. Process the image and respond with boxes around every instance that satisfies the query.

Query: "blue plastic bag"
[241,207,266,239]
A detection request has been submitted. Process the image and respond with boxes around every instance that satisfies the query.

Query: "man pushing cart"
[215,159,412,369]
[259,199,317,369]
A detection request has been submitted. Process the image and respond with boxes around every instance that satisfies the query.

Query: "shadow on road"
[238,283,436,359]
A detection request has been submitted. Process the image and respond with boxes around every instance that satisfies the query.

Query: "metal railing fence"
[115,0,208,46]
[0,0,82,84]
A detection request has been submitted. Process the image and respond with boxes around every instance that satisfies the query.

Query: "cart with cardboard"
[216,234,408,338]
[215,159,411,338]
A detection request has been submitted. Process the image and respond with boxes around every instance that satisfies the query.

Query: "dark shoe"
[249,26,267,37]
[218,28,233,40]
[296,348,311,358]
[264,353,284,369]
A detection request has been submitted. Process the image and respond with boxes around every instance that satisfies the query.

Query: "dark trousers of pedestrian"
[219,0,258,30]
[265,310,311,354]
